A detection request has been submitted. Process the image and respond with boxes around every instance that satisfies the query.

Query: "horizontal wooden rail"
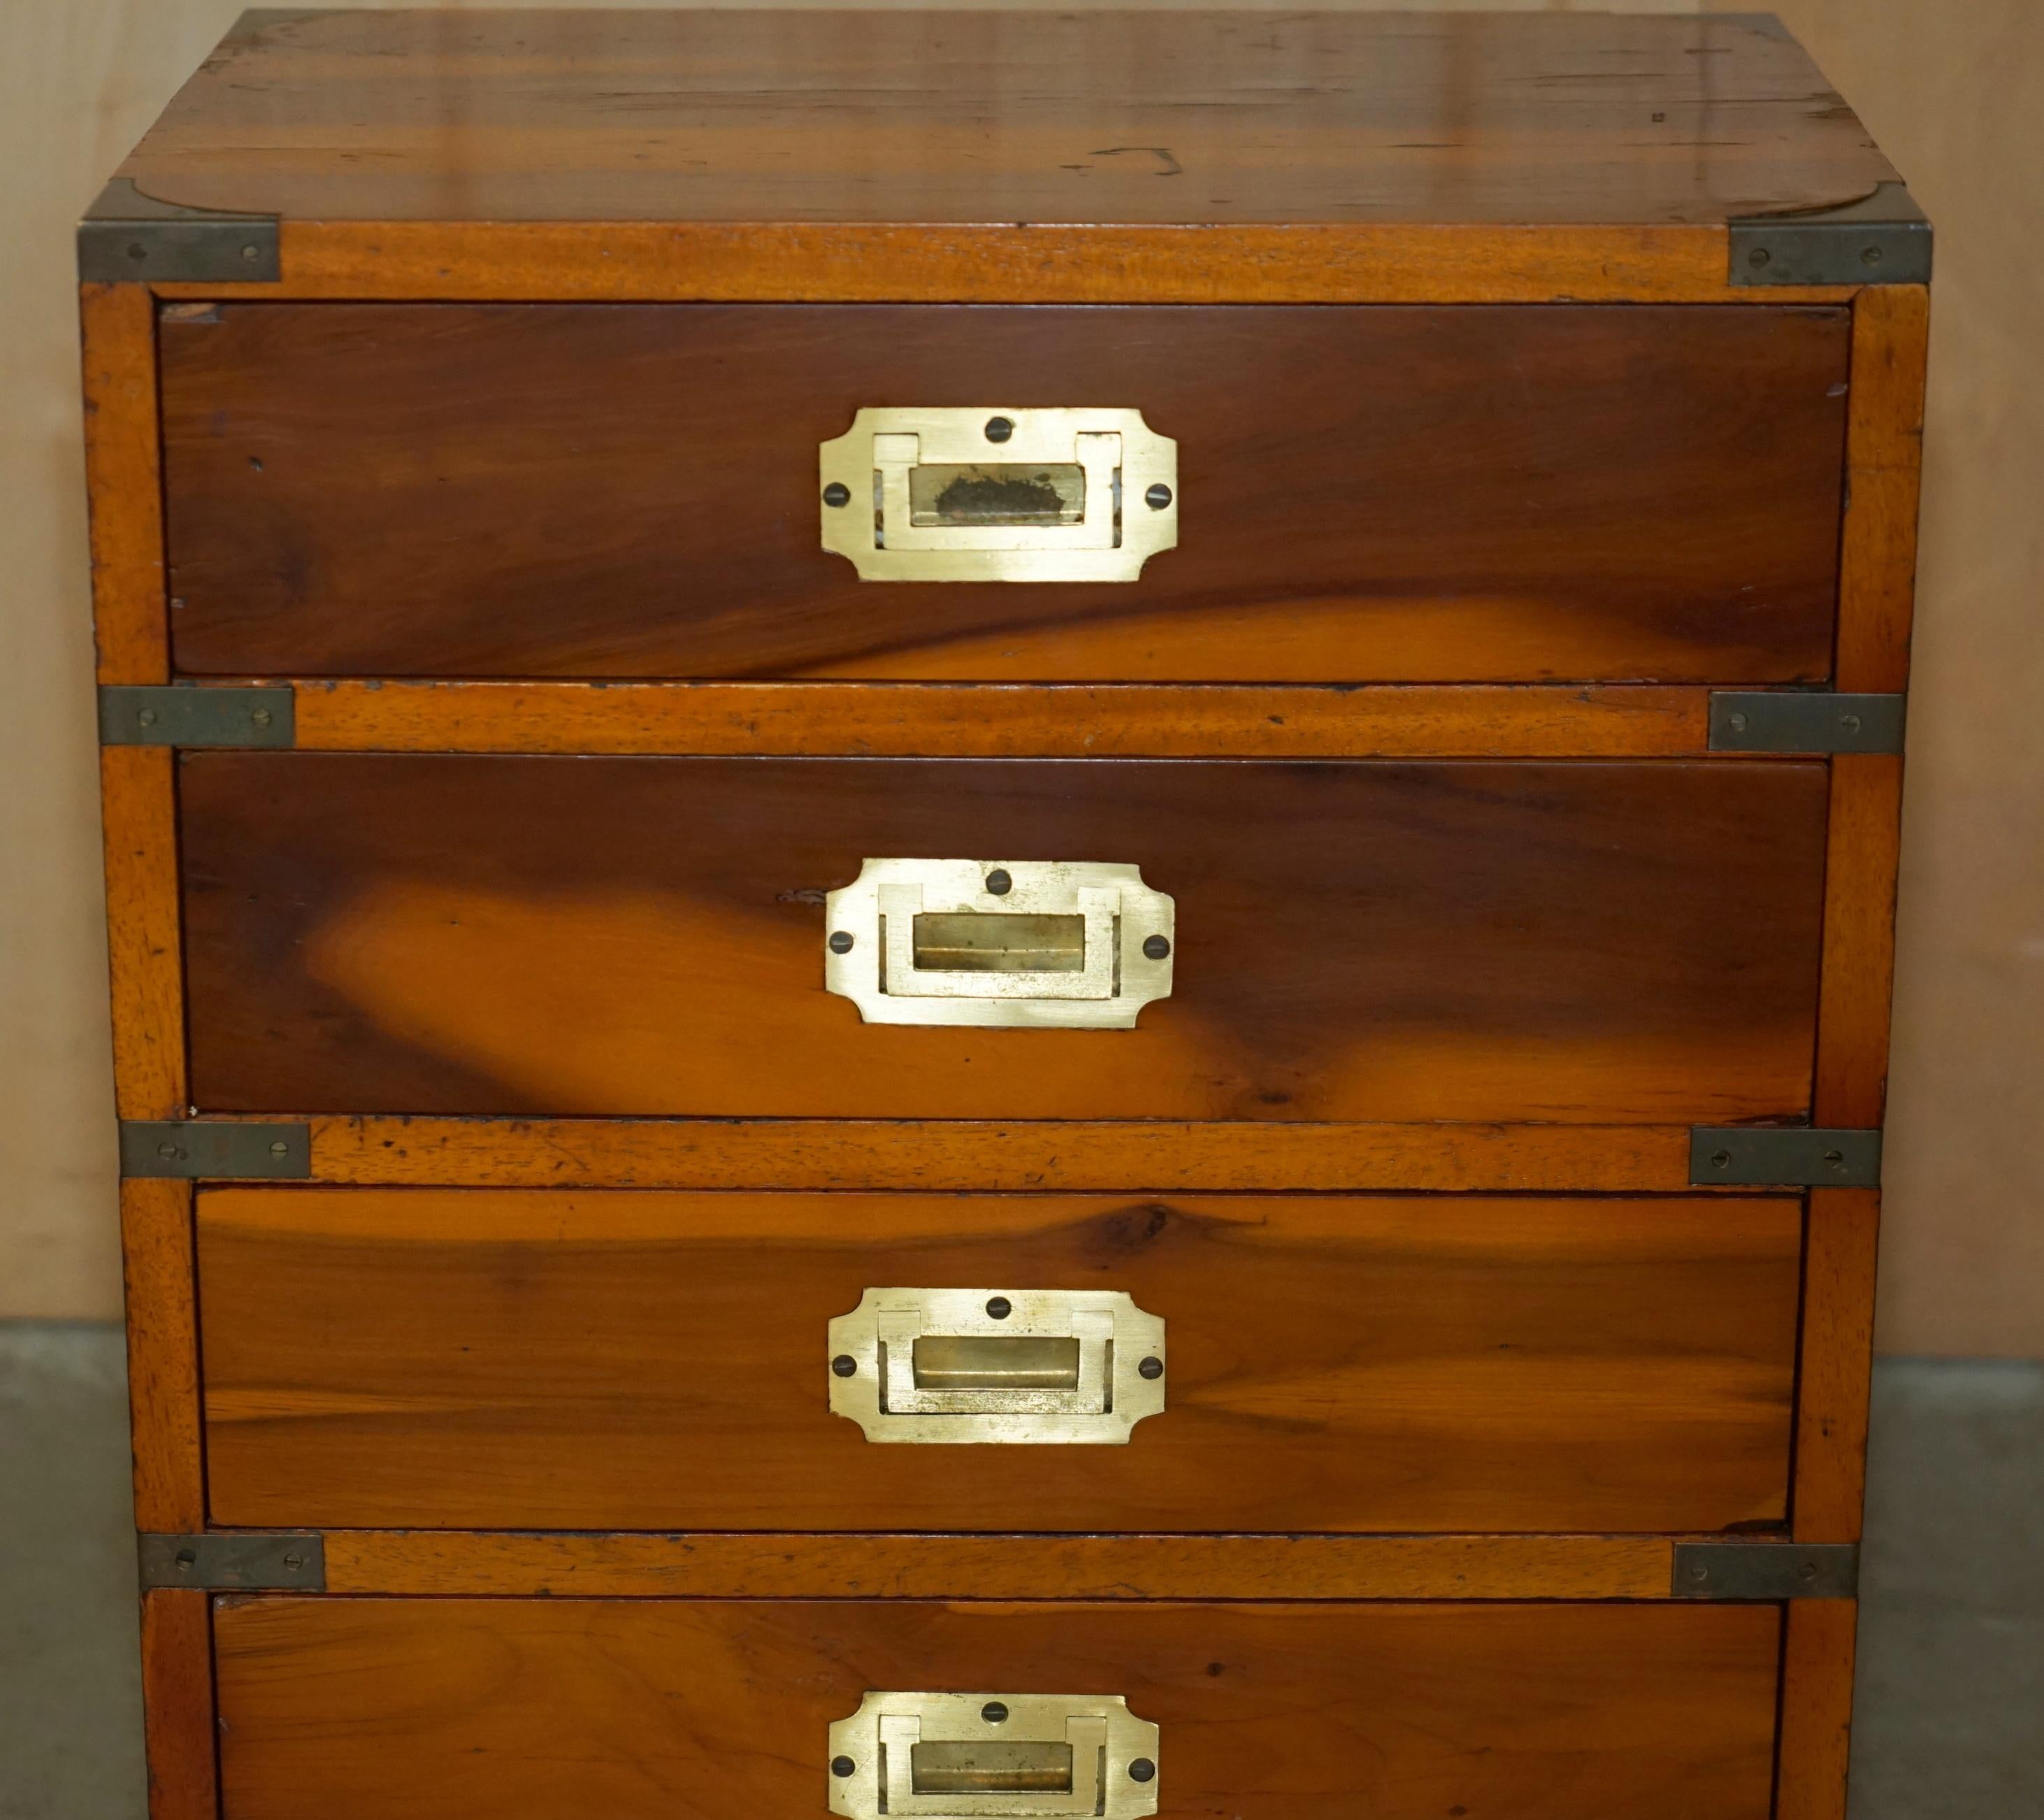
[271,681,1748,757]
[145,221,1865,308]
[140,1116,1736,1191]
[319,1530,1686,1601]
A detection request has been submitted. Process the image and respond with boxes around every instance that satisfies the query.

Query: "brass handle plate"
[829,1692,1160,1820]
[819,407,1178,582]
[828,1289,1166,1445]
[823,859,1175,1029]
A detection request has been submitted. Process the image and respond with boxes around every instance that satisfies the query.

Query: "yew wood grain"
[1778,1600,1859,1820]
[140,1591,217,1820]
[324,1531,1680,1603]
[289,682,1717,759]
[78,285,166,685]
[1838,287,1931,694]
[178,755,1831,1123]
[302,1117,1699,1193]
[198,1189,1799,1535]
[1794,1189,1881,1543]
[122,1179,203,1532]
[159,304,1851,683]
[100,747,185,1121]
[151,221,1865,307]
[212,1598,1782,1820]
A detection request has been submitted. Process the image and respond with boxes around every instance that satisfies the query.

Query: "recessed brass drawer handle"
[819,406,1178,582]
[828,1289,1166,1445]
[823,859,1175,1029]
[828,1692,1160,1820]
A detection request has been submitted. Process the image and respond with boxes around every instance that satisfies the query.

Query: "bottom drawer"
[214,1598,1781,1819]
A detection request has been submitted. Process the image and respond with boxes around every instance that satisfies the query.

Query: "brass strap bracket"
[1672,1542,1858,1600]
[79,178,280,284]
[121,1121,312,1180]
[140,1533,326,1591]
[1690,1128,1881,1187]
[100,685,294,748]
[1708,692,1904,754]
[1729,181,1930,286]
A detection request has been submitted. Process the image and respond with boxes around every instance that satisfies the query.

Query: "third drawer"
[199,1187,1803,1533]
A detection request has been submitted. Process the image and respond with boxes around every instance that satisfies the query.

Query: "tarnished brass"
[828,1289,1166,1445]
[823,859,1174,1029]
[819,408,1178,582]
[828,1693,1160,1820]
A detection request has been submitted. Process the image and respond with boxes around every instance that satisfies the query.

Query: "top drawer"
[159,303,1850,682]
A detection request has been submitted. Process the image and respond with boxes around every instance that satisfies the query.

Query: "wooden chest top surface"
[122,8,1895,226]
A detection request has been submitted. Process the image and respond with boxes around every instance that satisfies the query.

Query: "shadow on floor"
[0,1326,2037,1817]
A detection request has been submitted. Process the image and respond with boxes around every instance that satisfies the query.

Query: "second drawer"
[199,1189,1801,1533]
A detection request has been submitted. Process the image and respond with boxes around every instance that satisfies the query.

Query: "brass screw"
[270,1140,289,1156]
[832,1354,858,1378]
[1145,483,1173,510]
[984,416,1015,443]
[985,868,1012,896]
[1862,244,1884,266]
[829,931,855,954]
[1138,1356,1164,1380]
[251,708,272,728]
[240,243,261,263]
[822,482,851,508]
[832,1757,857,1779]
[1142,935,1171,961]
[1727,712,1748,733]
[1839,713,1862,734]
[1691,1563,1711,1584]
[1711,1150,1732,1170]
[981,1703,1009,1726]
[1128,1759,1156,1784]
[138,709,157,728]
[1748,247,1771,269]
[986,1296,1012,1321]
[158,1142,180,1161]
[282,1553,305,1571]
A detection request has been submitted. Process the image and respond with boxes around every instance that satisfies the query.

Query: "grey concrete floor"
[0,1325,2037,1817]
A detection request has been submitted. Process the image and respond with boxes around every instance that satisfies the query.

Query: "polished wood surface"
[322,1531,1680,1603]
[127,10,1892,227]
[140,1591,216,1820]
[199,1189,1799,1534]
[179,755,1830,1122]
[213,1597,1782,1820]
[122,1180,202,1533]
[159,304,1850,683]
[1816,757,1906,1128]
[289,681,1721,757]
[301,1117,1699,1192]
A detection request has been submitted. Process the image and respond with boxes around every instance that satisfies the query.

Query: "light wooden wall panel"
[3,0,2038,1356]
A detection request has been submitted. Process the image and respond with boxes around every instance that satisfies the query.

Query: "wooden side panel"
[122,1179,203,1532]
[101,747,185,1120]
[178,755,1831,1123]
[1777,1600,1859,1820]
[213,1598,1783,1820]
[1814,757,1905,1127]
[197,1190,1800,1535]
[1794,1189,1882,1542]
[140,1590,217,1820]
[159,304,1850,682]
[80,284,166,685]
[1837,286,1930,694]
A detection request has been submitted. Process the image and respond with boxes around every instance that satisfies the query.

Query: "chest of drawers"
[84,11,1927,1819]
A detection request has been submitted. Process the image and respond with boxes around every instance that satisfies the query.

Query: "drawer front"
[197,1189,1799,1533]
[214,1598,1781,1820]
[180,754,1828,1121]
[159,303,1849,682]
